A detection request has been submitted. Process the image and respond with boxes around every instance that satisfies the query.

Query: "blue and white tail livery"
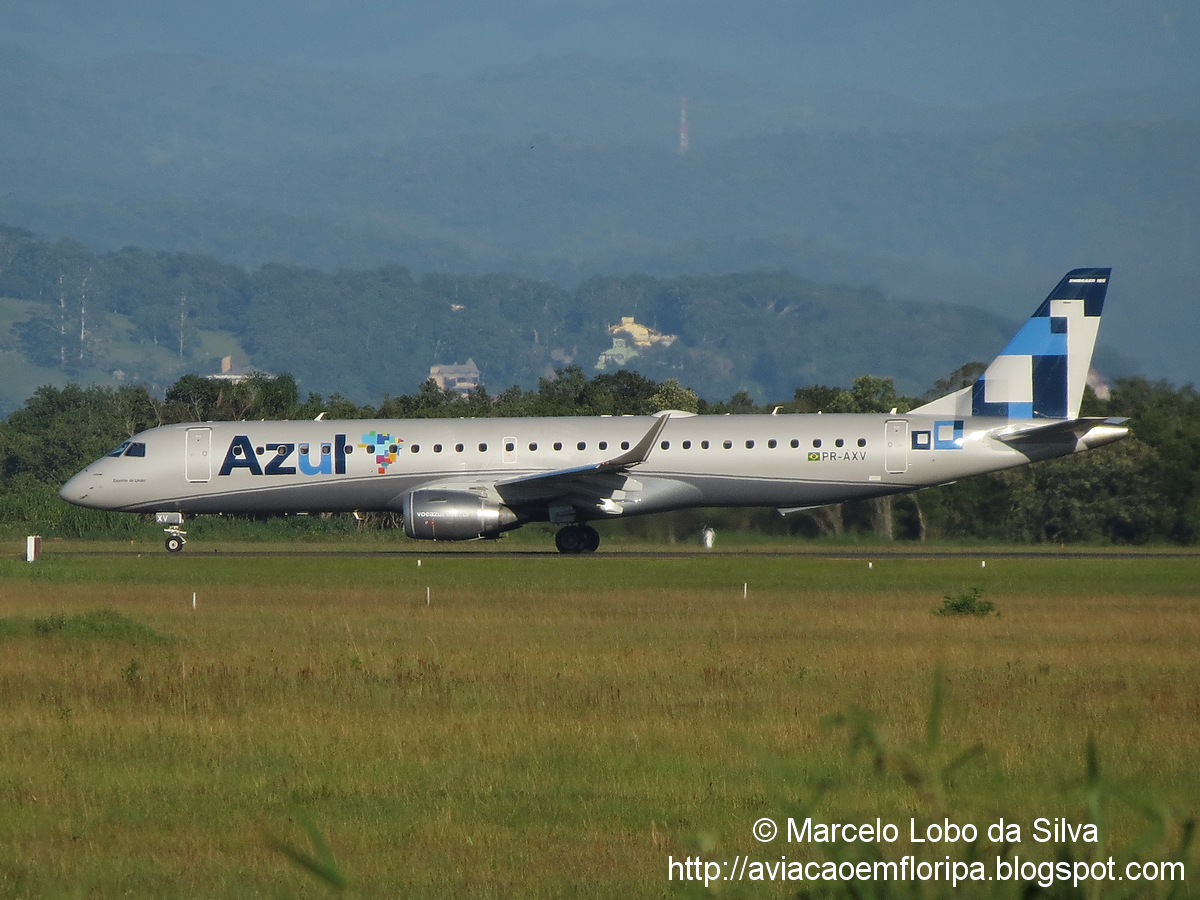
[912,268,1110,421]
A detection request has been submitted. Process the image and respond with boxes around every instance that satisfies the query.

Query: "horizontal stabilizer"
[994,416,1128,443]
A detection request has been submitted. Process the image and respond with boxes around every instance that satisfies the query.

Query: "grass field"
[0,547,1196,897]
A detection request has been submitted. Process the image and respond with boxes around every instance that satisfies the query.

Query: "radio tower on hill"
[679,97,688,154]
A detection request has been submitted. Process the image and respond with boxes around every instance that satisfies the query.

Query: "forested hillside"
[0,225,1038,415]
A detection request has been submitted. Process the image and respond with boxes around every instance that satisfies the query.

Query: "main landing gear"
[554,524,600,554]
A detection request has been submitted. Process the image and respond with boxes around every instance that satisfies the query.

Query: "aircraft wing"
[494,414,669,508]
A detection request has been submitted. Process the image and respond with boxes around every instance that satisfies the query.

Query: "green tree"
[648,378,699,414]
[1,385,154,487]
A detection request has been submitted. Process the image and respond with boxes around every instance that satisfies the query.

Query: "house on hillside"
[206,355,267,383]
[429,359,482,394]
[595,317,677,370]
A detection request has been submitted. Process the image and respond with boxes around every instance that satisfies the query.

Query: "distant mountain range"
[0,48,1192,383]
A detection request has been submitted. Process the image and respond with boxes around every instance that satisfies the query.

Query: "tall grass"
[0,554,1195,897]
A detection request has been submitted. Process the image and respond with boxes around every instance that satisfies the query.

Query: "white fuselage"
[59,412,1122,521]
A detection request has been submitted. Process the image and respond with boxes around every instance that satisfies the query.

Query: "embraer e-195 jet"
[60,269,1128,553]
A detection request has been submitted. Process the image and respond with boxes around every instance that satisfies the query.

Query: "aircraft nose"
[59,468,101,507]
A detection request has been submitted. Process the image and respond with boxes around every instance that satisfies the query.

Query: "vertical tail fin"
[912,268,1110,420]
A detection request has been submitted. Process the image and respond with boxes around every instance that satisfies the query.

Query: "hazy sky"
[4,0,1198,102]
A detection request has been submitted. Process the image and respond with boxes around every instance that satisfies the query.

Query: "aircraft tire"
[581,525,600,553]
[554,526,586,554]
[165,536,184,553]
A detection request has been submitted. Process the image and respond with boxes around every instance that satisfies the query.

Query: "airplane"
[60,268,1129,554]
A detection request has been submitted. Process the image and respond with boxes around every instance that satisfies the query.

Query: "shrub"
[935,587,996,617]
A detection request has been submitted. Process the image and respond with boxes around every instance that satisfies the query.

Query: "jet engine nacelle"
[402,489,518,541]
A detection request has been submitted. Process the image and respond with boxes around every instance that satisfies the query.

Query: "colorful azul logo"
[359,431,403,474]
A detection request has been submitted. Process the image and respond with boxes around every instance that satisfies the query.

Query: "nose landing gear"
[554,524,600,554]
[155,512,187,553]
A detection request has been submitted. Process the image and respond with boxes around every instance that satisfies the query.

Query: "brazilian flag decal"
[807,452,820,461]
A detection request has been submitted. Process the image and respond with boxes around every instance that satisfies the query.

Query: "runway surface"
[58,547,1200,560]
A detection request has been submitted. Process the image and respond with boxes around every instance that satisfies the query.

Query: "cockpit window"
[124,442,146,458]
[107,441,132,457]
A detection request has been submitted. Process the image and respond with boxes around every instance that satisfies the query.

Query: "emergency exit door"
[186,427,212,482]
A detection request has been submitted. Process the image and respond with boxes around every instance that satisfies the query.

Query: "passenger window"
[505,442,515,452]
[661,441,670,450]
[682,440,691,449]
[108,441,132,457]
[233,445,244,456]
[255,446,265,455]
[529,442,538,451]
[621,441,630,450]
[554,442,563,451]
[479,443,487,452]
[767,439,777,449]
[344,445,353,454]
[790,439,799,448]
[745,440,755,449]
[577,442,586,450]
[433,444,443,453]
[455,443,464,452]
[366,444,376,453]
[322,443,331,455]
[723,440,732,449]
[598,441,608,450]
[858,438,867,447]
[275,445,287,456]
[411,445,420,453]
[835,438,844,448]
[701,440,709,449]
[125,442,146,457]
[300,444,309,455]
[812,439,822,448]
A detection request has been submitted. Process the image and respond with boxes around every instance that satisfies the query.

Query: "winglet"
[494,415,670,491]
[596,414,670,472]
